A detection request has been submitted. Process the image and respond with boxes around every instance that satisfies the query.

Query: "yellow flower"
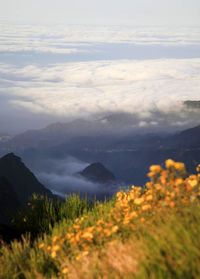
[149,165,162,173]
[39,243,45,249]
[170,201,175,208]
[76,254,81,261]
[196,164,200,172]
[146,195,153,201]
[52,236,59,243]
[82,231,93,240]
[104,229,112,237]
[134,197,144,205]
[62,267,69,274]
[142,204,151,211]
[23,218,27,222]
[52,245,60,252]
[165,159,175,168]
[155,184,162,190]
[51,251,57,258]
[129,211,138,218]
[174,162,185,171]
[83,251,89,256]
[175,178,183,186]
[111,225,119,233]
[188,179,198,187]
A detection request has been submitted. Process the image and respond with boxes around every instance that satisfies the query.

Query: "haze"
[1,0,200,26]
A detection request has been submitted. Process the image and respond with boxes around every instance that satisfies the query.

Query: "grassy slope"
[0,159,200,279]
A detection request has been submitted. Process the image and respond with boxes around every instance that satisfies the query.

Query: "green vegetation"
[0,159,200,279]
[12,193,92,240]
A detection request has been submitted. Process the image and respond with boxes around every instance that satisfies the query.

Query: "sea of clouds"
[0,24,200,133]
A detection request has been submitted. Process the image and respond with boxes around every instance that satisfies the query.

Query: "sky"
[0,1,200,134]
[0,0,200,26]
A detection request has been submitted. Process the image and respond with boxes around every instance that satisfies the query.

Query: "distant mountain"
[0,119,109,153]
[0,153,53,204]
[184,100,200,110]
[0,176,20,224]
[79,162,116,184]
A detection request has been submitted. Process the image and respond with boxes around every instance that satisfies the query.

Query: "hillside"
[0,153,53,205]
[0,176,20,224]
[0,159,199,278]
[79,162,116,183]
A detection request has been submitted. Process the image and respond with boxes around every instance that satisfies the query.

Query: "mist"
[35,156,118,199]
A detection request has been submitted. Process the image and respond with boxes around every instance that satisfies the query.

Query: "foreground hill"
[0,176,20,224]
[0,153,53,205]
[0,159,199,279]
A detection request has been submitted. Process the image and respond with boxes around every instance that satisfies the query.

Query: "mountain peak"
[1,152,21,161]
[80,162,116,184]
[0,153,53,204]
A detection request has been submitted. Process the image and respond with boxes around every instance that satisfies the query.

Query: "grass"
[0,159,200,279]
[12,193,93,240]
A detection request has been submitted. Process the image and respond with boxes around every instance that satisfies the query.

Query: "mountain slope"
[0,153,53,204]
[0,176,20,224]
[79,162,116,184]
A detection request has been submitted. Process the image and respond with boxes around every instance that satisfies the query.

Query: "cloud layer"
[1,58,200,119]
[0,24,200,133]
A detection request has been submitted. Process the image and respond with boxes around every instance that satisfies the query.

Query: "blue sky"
[0,0,200,26]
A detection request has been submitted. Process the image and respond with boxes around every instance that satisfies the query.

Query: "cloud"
[0,24,200,53]
[1,58,200,119]
[0,24,200,133]
[36,157,117,199]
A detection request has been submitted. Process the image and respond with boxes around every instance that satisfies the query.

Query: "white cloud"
[0,24,200,56]
[0,58,200,119]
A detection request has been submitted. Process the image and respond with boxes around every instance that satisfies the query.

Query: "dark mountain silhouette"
[0,153,53,204]
[184,100,200,110]
[79,162,116,184]
[0,176,21,224]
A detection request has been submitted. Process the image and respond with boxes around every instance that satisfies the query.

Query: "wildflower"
[62,267,69,274]
[175,178,183,186]
[142,204,151,211]
[196,164,200,172]
[82,231,93,241]
[51,251,56,258]
[52,245,60,252]
[23,218,27,222]
[155,184,162,190]
[174,162,185,171]
[150,165,162,173]
[129,211,138,218]
[65,233,72,239]
[83,251,89,256]
[52,236,59,243]
[134,197,144,205]
[39,243,45,249]
[165,159,175,168]
[76,254,81,261]
[146,194,153,201]
[170,201,175,208]
[111,225,119,233]
[108,241,115,246]
[123,217,130,225]
[188,178,198,187]
[164,196,170,202]
[104,229,112,237]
